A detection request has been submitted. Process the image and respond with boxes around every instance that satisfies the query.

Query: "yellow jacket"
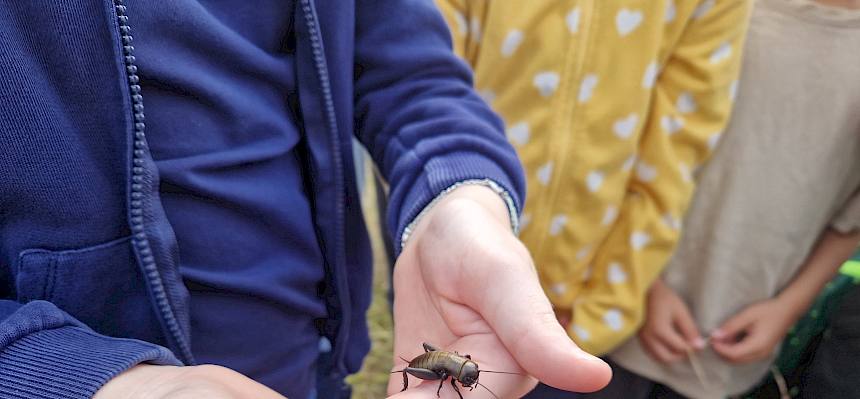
[435,0,752,355]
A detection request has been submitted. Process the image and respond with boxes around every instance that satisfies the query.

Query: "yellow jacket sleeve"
[570,0,753,356]
[433,0,488,66]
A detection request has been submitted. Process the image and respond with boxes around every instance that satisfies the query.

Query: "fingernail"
[693,338,706,349]
[711,329,724,340]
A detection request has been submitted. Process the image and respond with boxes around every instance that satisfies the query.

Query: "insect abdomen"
[409,351,465,377]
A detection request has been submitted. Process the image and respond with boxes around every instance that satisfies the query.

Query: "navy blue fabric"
[0,0,525,397]
[125,1,325,395]
[0,301,181,399]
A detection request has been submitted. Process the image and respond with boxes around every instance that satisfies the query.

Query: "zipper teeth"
[300,0,349,367]
[534,0,597,281]
[113,0,194,364]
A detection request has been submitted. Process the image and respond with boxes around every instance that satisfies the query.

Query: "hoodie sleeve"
[0,300,180,399]
[353,0,526,253]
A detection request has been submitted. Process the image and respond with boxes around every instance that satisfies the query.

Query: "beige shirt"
[609,0,860,397]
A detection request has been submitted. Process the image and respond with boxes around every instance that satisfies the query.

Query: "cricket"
[392,342,523,399]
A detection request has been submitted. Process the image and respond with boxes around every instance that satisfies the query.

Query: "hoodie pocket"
[16,236,167,344]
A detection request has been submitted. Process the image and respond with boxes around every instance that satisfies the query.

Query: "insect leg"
[435,372,448,398]
[451,378,464,399]
[423,342,440,352]
[401,369,409,392]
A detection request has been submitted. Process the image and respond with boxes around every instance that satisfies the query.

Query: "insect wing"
[406,366,442,381]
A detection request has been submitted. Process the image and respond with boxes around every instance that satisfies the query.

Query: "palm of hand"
[386,209,535,398]
[386,194,610,398]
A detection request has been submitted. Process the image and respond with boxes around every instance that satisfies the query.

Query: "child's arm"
[712,228,860,364]
[569,0,753,356]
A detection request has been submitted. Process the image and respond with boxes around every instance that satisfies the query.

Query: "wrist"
[95,364,180,398]
[773,290,811,327]
[441,185,513,230]
[401,180,518,249]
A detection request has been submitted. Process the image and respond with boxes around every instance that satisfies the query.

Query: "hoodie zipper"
[112,0,195,365]
[299,0,350,373]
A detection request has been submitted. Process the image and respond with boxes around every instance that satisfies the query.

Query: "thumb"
[673,304,704,349]
[469,251,612,393]
[712,308,756,342]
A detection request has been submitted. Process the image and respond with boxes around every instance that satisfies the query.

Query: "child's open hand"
[710,298,797,364]
[639,279,705,363]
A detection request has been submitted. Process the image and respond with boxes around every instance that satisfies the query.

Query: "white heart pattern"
[710,42,732,64]
[677,92,697,114]
[478,89,496,104]
[604,309,625,331]
[586,171,604,192]
[708,132,722,150]
[507,121,530,146]
[578,74,599,103]
[549,214,568,236]
[661,115,684,135]
[616,9,643,37]
[679,162,693,183]
[534,71,561,97]
[622,155,637,172]
[693,0,715,19]
[665,0,677,23]
[470,17,482,41]
[662,213,681,230]
[613,114,639,139]
[602,205,619,226]
[501,30,524,57]
[630,231,651,250]
[572,325,591,341]
[520,213,532,230]
[452,11,468,37]
[608,262,628,284]
[567,7,581,34]
[636,161,658,182]
[642,61,658,89]
[536,161,554,185]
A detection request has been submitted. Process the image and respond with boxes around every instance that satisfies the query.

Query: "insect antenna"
[479,370,525,376]
[476,382,501,399]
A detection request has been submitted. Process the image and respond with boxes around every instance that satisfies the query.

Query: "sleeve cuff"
[0,326,181,398]
[393,153,525,255]
[400,178,520,250]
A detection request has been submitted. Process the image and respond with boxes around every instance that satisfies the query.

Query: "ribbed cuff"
[395,153,523,254]
[400,179,519,249]
[0,326,181,399]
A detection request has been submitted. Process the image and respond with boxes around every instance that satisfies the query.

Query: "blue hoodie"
[0,0,525,398]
